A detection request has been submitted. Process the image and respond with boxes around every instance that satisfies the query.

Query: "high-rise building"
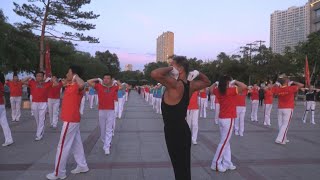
[156,31,174,63]
[310,0,320,33]
[270,4,310,54]
[124,64,133,71]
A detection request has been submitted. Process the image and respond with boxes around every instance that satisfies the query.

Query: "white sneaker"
[35,136,42,141]
[46,172,66,180]
[303,120,306,123]
[286,139,290,143]
[275,140,286,145]
[263,122,267,126]
[192,141,198,145]
[235,131,239,136]
[227,165,237,170]
[210,165,226,173]
[311,122,316,125]
[71,166,89,174]
[239,133,244,137]
[104,149,110,155]
[2,141,14,147]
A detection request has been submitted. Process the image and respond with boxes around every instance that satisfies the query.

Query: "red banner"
[45,43,52,77]
[305,55,310,87]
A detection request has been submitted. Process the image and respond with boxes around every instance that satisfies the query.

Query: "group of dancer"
[149,55,307,180]
[0,67,130,180]
[0,55,315,180]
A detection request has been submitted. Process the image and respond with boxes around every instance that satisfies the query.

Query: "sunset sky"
[1,0,307,70]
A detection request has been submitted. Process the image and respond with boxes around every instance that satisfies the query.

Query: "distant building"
[124,64,133,71]
[310,0,320,33]
[270,4,310,54]
[156,31,174,63]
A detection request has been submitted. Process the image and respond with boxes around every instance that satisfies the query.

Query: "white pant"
[264,104,273,125]
[251,100,259,121]
[99,110,115,150]
[186,109,199,143]
[10,96,22,121]
[31,102,47,139]
[200,98,207,118]
[53,122,87,177]
[156,98,162,114]
[211,118,234,170]
[235,106,246,135]
[118,98,124,118]
[214,103,220,124]
[80,96,86,115]
[149,94,153,105]
[145,93,149,102]
[210,95,215,110]
[95,95,98,106]
[152,96,156,109]
[126,92,129,101]
[30,95,33,115]
[48,98,60,127]
[276,109,293,143]
[88,95,95,108]
[303,101,316,123]
[0,105,13,143]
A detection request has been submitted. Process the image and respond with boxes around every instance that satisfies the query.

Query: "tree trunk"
[39,0,50,72]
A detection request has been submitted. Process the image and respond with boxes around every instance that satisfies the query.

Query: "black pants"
[259,98,264,106]
[164,123,191,180]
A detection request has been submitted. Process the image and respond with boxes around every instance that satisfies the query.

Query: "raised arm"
[87,78,100,87]
[74,75,85,90]
[151,67,177,89]
[234,80,247,94]
[190,72,211,93]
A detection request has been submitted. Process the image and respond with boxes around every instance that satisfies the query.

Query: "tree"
[117,70,144,86]
[0,9,39,73]
[94,50,121,76]
[13,0,100,71]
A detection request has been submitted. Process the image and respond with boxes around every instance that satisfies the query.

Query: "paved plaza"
[0,91,320,180]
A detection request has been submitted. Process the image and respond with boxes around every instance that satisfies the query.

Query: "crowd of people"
[0,55,317,180]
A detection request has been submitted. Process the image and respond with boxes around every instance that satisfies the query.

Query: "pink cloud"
[116,51,156,71]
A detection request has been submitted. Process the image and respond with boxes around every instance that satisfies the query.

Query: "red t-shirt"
[95,83,119,110]
[48,82,63,99]
[61,83,83,122]
[145,87,149,93]
[212,88,219,103]
[28,80,51,102]
[250,88,259,100]
[236,89,248,107]
[188,91,199,110]
[6,81,23,97]
[274,86,299,109]
[264,88,274,104]
[216,87,238,118]
[200,91,207,98]
[0,83,4,105]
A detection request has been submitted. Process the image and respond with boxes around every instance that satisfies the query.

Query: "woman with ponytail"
[210,75,247,172]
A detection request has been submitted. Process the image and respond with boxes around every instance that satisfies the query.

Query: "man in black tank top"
[151,56,211,180]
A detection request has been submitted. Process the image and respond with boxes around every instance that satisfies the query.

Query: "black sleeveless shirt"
[161,80,190,127]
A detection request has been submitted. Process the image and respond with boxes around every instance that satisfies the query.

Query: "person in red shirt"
[23,72,51,141]
[235,88,248,136]
[6,73,23,122]
[199,88,208,118]
[263,83,275,126]
[210,75,247,173]
[273,74,304,145]
[186,91,200,145]
[0,73,14,147]
[249,84,260,122]
[47,76,63,128]
[46,65,88,180]
[144,85,150,102]
[210,82,220,125]
[87,74,121,155]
